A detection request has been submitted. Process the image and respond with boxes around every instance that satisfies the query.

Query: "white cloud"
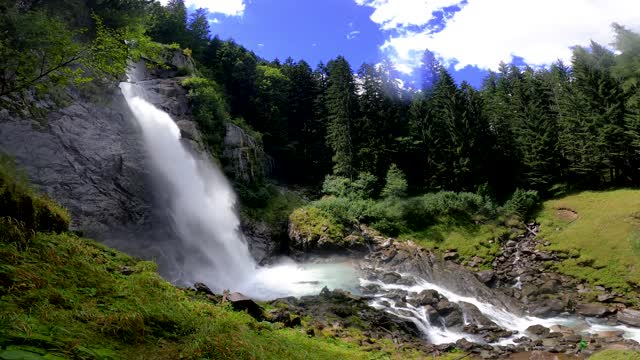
[258,43,265,47]
[347,30,361,40]
[160,0,245,16]
[355,0,461,30]
[312,43,318,47]
[357,0,640,73]
[208,18,220,24]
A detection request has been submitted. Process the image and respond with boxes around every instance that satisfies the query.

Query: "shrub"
[502,189,539,219]
[381,164,407,199]
[321,173,377,200]
[182,77,230,155]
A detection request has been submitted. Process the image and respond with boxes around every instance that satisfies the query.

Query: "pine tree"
[325,56,358,178]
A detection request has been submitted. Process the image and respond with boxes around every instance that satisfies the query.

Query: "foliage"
[589,349,640,360]
[0,7,129,97]
[181,77,230,155]
[501,189,539,220]
[381,164,408,199]
[322,173,377,199]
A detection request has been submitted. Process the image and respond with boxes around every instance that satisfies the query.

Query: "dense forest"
[2,0,640,203]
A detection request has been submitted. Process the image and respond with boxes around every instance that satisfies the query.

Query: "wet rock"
[475,270,495,284]
[526,324,550,337]
[575,303,610,317]
[528,298,566,318]
[617,308,640,327]
[194,282,215,296]
[412,289,441,306]
[597,293,615,302]
[225,292,264,320]
[459,302,496,327]
[455,338,476,352]
[381,272,402,284]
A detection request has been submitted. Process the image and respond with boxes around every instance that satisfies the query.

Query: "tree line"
[3,0,640,201]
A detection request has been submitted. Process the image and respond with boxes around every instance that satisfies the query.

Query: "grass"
[398,222,507,267]
[0,231,430,360]
[589,349,640,360]
[537,189,640,294]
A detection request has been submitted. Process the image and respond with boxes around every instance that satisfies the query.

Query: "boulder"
[528,298,566,318]
[525,324,550,337]
[225,292,264,320]
[194,282,215,296]
[475,270,495,284]
[576,303,610,317]
[381,272,402,284]
[459,302,496,327]
[411,289,441,306]
[617,308,640,327]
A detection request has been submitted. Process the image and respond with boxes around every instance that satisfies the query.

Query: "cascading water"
[119,69,360,298]
[119,67,640,346]
[362,271,640,345]
[120,80,256,291]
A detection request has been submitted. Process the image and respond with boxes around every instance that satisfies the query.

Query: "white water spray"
[119,72,359,298]
[120,80,256,291]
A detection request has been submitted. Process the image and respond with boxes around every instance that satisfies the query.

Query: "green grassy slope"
[0,232,387,360]
[537,189,640,293]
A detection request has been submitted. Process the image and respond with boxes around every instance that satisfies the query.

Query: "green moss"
[537,189,640,294]
[289,207,347,245]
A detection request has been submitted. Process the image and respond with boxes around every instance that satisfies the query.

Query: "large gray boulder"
[617,308,640,327]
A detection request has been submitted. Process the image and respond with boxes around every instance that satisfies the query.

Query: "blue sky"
[168,0,640,89]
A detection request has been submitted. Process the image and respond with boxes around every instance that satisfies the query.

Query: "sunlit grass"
[537,189,640,293]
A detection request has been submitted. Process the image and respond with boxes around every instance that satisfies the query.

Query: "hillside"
[538,189,640,295]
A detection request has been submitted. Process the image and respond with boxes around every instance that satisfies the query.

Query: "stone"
[617,308,640,327]
[459,302,496,327]
[443,250,458,260]
[194,282,216,296]
[525,324,551,337]
[528,298,566,318]
[576,303,610,317]
[597,293,615,302]
[381,272,402,284]
[412,289,440,306]
[475,270,495,284]
[225,292,264,320]
[118,265,135,275]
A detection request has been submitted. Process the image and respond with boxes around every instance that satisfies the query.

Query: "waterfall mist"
[119,81,256,291]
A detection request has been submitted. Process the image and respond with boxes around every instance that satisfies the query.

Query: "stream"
[119,64,640,350]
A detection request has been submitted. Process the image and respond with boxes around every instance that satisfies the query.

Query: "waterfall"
[119,79,256,292]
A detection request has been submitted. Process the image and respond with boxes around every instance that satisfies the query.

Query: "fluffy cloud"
[355,0,462,30]
[160,0,245,16]
[357,0,640,73]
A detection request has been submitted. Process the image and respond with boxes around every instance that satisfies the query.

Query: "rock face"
[0,52,273,279]
[222,123,270,184]
[0,87,151,237]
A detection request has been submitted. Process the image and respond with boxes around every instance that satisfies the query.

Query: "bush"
[182,77,230,155]
[321,173,377,200]
[502,189,539,219]
[381,164,407,199]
